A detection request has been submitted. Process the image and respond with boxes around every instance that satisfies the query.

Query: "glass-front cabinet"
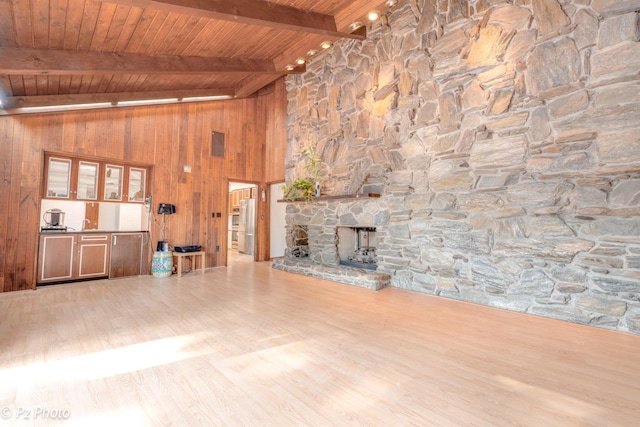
[46,157,99,201]
[46,157,72,198]
[77,161,99,200]
[128,168,146,202]
[104,164,124,201]
[43,154,149,203]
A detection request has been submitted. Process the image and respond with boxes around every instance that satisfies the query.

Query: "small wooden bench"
[172,251,206,278]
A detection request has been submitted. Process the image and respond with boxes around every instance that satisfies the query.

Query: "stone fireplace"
[273,197,391,290]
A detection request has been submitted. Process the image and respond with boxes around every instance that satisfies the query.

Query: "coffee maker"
[42,208,67,232]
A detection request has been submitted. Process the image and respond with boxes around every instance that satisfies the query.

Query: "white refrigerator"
[238,198,255,255]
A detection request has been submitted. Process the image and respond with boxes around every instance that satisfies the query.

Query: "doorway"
[228,182,257,266]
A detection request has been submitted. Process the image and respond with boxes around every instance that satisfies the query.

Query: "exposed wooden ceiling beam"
[1,88,237,112]
[0,47,277,75]
[235,75,281,99]
[98,0,365,40]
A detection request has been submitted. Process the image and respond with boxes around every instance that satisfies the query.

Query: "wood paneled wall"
[260,78,288,260]
[265,79,288,184]
[0,82,287,292]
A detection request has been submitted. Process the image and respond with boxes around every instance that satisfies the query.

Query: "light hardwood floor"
[1,262,639,426]
[227,249,255,266]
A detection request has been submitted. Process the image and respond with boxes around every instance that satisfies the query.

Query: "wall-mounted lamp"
[158,203,176,215]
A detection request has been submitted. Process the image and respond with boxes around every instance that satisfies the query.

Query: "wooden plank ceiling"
[0,0,397,114]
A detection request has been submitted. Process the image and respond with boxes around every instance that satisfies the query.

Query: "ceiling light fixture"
[180,95,234,102]
[285,64,296,71]
[296,58,306,65]
[385,0,398,8]
[349,21,363,31]
[4,94,234,114]
[368,10,380,21]
[320,41,332,49]
[117,98,178,107]
[307,49,319,56]
[15,103,113,113]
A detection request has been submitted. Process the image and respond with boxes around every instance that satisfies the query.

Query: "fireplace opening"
[287,225,309,258]
[337,226,377,270]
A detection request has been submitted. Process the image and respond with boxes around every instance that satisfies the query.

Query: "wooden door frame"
[226,180,262,265]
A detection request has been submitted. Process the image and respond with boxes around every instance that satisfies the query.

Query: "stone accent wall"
[284,0,640,334]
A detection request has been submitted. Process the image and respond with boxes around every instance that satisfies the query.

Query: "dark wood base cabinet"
[109,233,145,278]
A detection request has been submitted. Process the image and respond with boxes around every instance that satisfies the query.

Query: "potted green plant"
[283,143,323,201]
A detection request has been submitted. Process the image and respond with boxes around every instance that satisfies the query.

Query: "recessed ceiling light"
[307,49,319,57]
[285,64,295,71]
[296,58,306,65]
[368,10,380,21]
[349,21,363,31]
[320,41,332,49]
[385,0,398,8]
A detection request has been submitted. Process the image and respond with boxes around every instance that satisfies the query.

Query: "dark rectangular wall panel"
[211,131,225,157]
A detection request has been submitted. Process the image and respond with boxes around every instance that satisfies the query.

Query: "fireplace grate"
[288,225,309,259]
[338,226,378,270]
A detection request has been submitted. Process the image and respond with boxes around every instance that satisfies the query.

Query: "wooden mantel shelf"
[277,193,381,203]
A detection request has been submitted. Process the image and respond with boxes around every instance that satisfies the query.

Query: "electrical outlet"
[211,212,215,218]
[216,212,221,217]
[215,245,220,252]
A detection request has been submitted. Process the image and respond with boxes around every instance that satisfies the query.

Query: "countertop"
[40,229,149,234]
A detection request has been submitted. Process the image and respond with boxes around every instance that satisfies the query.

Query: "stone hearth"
[272,258,390,291]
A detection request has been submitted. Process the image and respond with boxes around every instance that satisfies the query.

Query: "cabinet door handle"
[112,235,117,246]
